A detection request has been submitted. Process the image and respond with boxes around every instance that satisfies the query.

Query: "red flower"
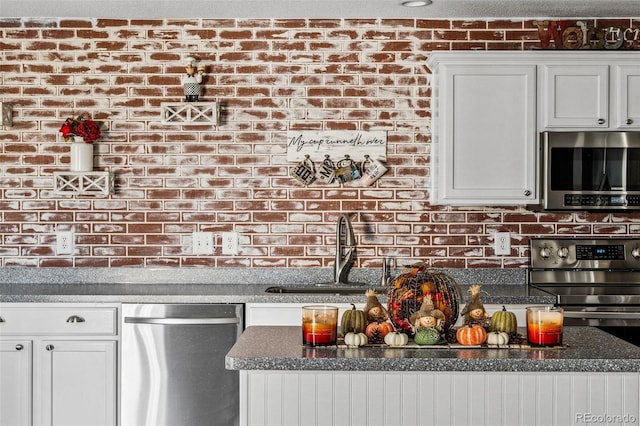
[59,113,102,143]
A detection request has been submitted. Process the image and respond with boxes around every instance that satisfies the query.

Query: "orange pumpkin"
[365,321,394,343]
[456,324,487,346]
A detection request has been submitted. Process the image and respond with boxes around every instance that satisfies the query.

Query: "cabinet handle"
[627,118,633,125]
[597,118,606,125]
[15,344,23,351]
[46,344,54,351]
[66,315,85,323]
[0,316,4,323]
[524,190,531,196]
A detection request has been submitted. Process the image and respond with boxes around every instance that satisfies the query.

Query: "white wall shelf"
[161,102,219,125]
[53,171,113,197]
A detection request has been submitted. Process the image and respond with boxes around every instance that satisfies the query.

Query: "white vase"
[70,137,94,172]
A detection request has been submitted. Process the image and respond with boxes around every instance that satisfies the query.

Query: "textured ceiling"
[2,0,640,19]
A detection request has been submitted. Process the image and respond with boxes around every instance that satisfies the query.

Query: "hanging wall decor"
[286,131,387,163]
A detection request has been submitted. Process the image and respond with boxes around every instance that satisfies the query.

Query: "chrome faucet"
[334,214,357,285]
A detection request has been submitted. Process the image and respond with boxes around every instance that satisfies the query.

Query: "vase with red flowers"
[59,112,102,172]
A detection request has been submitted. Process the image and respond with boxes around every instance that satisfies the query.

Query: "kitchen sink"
[264,286,386,295]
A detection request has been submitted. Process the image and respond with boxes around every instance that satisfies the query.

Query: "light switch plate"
[494,232,511,255]
[193,232,214,255]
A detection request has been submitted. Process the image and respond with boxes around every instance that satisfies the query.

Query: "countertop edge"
[225,326,640,373]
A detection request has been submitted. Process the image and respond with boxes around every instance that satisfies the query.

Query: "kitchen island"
[226,326,640,426]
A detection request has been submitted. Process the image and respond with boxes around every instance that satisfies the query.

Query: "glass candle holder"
[302,305,338,346]
[526,306,564,346]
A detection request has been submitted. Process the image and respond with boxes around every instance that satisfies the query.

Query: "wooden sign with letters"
[286,131,387,162]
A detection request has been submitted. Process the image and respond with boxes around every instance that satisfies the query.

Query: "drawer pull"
[15,344,23,351]
[0,316,4,323]
[46,344,54,351]
[66,315,86,323]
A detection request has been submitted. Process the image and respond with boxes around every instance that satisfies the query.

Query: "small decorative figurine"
[460,284,490,326]
[181,57,205,102]
[410,294,446,332]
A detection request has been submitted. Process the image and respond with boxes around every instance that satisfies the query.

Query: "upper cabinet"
[539,63,640,129]
[428,52,640,206]
[428,53,538,206]
[613,65,640,129]
[539,64,609,128]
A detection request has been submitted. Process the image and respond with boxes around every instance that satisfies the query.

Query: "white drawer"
[0,306,117,336]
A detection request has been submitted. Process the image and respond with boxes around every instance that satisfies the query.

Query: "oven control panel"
[530,238,640,269]
[575,244,625,260]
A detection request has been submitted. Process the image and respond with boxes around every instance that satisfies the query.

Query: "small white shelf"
[161,102,219,125]
[53,172,113,197]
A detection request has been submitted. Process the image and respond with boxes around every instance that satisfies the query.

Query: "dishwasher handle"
[125,317,240,325]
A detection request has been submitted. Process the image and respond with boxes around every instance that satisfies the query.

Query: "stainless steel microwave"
[542,132,640,211]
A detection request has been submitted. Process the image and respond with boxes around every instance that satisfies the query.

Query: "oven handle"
[563,311,640,319]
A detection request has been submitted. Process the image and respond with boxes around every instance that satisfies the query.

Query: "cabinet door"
[437,64,537,205]
[0,340,32,426]
[39,340,116,426]
[540,64,609,128]
[613,65,640,129]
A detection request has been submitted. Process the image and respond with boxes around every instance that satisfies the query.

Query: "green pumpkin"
[489,306,518,335]
[414,327,441,345]
[340,304,367,334]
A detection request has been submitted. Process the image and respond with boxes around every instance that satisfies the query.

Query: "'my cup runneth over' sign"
[286,131,387,163]
[534,20,640,50]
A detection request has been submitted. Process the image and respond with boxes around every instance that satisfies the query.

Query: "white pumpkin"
[344,332,368,347]
[486,331,510,346]
[384,331,409,347]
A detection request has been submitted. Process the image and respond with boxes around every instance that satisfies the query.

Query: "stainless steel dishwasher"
[122,303,243,426]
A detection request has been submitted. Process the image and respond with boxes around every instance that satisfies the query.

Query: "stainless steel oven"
[528,237,640,345]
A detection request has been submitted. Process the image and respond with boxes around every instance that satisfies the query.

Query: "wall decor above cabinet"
[427,51,640,207]
[533,20,640,50]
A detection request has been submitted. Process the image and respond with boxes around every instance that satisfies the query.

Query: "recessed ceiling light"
[401,0,431,6]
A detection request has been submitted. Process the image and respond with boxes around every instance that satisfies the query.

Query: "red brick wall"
[0,17,638,269]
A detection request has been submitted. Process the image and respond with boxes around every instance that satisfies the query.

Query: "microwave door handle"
[124,317,240,325]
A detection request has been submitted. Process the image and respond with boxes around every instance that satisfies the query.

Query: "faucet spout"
[334,214,356,285]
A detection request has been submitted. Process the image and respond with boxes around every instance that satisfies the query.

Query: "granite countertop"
[226,325,640,373]
[0,282,552,305]
[0,267,553,304]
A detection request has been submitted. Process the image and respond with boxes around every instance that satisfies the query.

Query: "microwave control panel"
[563,194,640,207]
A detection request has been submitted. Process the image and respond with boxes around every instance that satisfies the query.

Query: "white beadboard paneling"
[240,371,640,426]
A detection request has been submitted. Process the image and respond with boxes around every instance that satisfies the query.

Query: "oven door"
[562,305,640,345]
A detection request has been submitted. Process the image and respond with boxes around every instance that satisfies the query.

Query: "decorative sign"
[286,131,387,162]
[534,20,640,50]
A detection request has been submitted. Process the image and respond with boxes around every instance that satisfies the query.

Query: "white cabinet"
[40,340,116,426]
[614,65,640,129]
[540,62,640,129]
[245,302,363,329]
[0,304,118,426]
[0,340,32,426]
[428,53,537,205]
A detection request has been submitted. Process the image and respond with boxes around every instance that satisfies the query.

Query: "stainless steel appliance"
[122,304,243,426]
[542,131,640,210]
[528,237,640,345]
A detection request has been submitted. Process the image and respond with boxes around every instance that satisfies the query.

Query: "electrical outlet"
[192,232,214,255]
[56,231,74,255]
[221,232,239,255]
[494,232,511,255]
